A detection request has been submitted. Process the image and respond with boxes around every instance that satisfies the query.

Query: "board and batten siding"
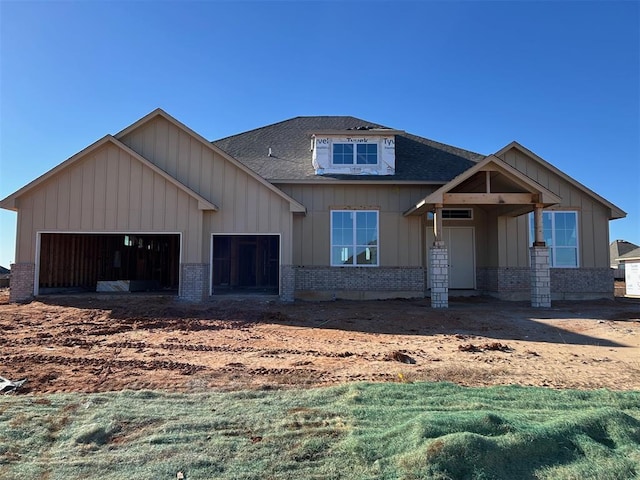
[497,148,611,268]
[119,115,296,265]
[277,184,436,266]
[14,143,203,264]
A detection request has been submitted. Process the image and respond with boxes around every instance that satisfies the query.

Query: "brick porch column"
[9,263,36,303]
[429,242,449,308]
[530,246,551,307]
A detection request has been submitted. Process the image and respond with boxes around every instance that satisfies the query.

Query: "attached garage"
[212,235,279,294]
[38,233,180,294]
[1,110,304,303]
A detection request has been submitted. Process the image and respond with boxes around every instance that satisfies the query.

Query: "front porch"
[405,155,562,308]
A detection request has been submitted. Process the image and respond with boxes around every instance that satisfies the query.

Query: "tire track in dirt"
[1,354,204,375]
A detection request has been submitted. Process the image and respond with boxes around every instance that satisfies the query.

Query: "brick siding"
[477,266,613,300]
[551,268,613,297]
[293,266,425,299]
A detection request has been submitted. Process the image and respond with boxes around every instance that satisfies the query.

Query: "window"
[331,210,378,266]
[529,211,579,267]
[332,143,378,165]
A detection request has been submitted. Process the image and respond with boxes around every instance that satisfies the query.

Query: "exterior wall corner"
[9,263,36,303]
[179,263,209,302]
[280,264,295,302]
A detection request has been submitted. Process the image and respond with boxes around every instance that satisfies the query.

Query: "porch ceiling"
[403,155,561,217]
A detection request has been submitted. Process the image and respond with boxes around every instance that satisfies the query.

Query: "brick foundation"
[429,244,448,308]
[9,263,35,303]
[550,268,613,299]
[477,266,613,301]
[179,263,209,302]
[293,266,425,300]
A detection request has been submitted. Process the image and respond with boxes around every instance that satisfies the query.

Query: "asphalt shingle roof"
[618,247,640,261]
[212,116,485,182]
[610,240,639,263]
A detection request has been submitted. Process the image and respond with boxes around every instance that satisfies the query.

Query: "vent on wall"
[428,209,473,220]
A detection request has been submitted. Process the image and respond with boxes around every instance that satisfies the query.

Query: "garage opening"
[212,235,279,295]
[38,233,180,294]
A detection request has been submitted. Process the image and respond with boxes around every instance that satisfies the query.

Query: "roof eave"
[0,134,220,213]
[495,141,627,220]
[0,135,115,212]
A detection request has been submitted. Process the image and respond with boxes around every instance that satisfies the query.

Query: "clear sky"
[1,0,638,269]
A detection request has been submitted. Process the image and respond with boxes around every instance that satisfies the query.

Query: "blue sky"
[1,0,638,268]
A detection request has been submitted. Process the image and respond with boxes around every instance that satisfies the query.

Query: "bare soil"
[1,289,639,393]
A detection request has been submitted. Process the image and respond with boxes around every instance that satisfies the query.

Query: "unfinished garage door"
[38,233,180,294]
[212,235,279,294]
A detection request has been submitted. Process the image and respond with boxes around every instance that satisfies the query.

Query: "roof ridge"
[211,115,387,143]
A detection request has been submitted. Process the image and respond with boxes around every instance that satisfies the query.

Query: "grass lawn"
[1,382,639,479]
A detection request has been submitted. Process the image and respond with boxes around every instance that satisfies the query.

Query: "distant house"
[0,266,9,288]
[610,240,639,280]
[0,109,626,307]
[617,248,640,297]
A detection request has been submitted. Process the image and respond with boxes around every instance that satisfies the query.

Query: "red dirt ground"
[1,289,639,393]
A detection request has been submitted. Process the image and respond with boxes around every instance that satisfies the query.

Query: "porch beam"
[443,193,536,205]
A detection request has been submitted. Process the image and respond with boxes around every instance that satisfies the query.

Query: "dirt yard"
[1,289,639,393]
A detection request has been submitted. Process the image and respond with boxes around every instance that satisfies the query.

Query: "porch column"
[530,204,551,307]
[430,204,448,308]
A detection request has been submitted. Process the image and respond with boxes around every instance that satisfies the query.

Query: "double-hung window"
[331,210,379,266]
[332,143,378,165]
[529,211,579,267]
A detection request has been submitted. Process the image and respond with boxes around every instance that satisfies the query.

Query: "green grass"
[1,383,639,479]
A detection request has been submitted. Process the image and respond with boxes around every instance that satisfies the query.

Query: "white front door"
[427,226,476,289]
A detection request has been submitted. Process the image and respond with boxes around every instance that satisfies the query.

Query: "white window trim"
[331,141,380,167]
[330,210,379,267]
[528,210,580,268]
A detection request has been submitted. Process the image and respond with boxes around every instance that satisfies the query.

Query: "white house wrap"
[312,135,396,176]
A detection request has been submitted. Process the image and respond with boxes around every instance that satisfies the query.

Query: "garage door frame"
[35,230,183,295]
[210,233,282,296]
